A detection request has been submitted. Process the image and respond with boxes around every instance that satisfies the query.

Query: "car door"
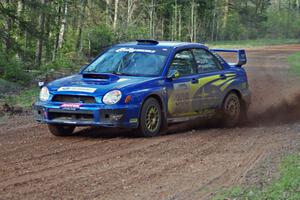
[167,49,199,118]
[190,48,227,114]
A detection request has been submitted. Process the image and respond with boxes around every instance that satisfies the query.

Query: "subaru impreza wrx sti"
[34,40,251,137]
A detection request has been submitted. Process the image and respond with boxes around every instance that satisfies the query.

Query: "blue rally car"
[34,40,251,137]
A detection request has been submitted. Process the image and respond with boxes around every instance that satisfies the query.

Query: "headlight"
[39,86,50,101]
[103,90,122,105]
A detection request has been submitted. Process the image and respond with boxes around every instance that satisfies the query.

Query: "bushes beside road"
[288,52,300,77]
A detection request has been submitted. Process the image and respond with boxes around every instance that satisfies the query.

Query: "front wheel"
[48,124,75,136]
[138,98,162,137]
[221,92,241,127]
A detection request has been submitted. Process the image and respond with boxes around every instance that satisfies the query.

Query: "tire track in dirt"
[0,135,173,190]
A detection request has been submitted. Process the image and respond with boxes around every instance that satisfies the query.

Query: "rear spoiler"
[211,49,247,67]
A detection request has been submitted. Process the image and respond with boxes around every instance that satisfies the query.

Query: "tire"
[221,92,241,127]
[138,98,162,137]
[48,124,75,136]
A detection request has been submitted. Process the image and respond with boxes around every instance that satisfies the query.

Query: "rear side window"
[192,49,223,73]
[169,50,196,76]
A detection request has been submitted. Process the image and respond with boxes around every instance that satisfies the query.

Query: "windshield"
[83,47,170,76]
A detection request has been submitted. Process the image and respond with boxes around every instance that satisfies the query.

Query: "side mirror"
[167,69,180,79]
[38,81,45,88]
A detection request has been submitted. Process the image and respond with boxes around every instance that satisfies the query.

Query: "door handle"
[191,78,199,84]
[220,74,227,80]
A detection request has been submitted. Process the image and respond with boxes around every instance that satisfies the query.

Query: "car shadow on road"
[73,126,139,139]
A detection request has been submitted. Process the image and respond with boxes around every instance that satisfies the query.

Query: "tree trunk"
[35,0,48,67]
[174,0,178,40]
[105,0,112,25]
[222,0,229,38]
[52,3,62,61]
[211,0,217,41]
[149,0,155,38]
[58,0,67,49]
[16,0,23,59]
[44,0,52,62]
[76,0,87,53]
[16,0,22,42]
[178,6,182,40]
[194,5,197,42]
[127,0,136,26]
[190,0,195,42]
[113,0,119,30]
[4,0,12,54]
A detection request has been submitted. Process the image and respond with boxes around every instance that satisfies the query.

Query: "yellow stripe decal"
[221,79,235,91]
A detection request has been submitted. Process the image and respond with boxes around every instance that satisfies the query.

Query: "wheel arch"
[224,89,247,113]
[140,93,168,130]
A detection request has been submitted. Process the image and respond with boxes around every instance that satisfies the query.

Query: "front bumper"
[34,101,140,128]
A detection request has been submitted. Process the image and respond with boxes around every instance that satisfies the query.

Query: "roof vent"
[136,39,159,45]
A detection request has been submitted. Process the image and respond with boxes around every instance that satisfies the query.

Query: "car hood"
[47,73,156,96]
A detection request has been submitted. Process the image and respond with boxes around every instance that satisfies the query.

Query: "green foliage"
[214,154,300,200]
[288,52,300,77]
[0,0,300,89]
[267,8,300,39]
[4,87,39,108]
[41,52,88,74]
[86,25,115,57]
[222,12,247,40]
[0,78,20,98]
[42,56,75,71]
[0,50,31,86]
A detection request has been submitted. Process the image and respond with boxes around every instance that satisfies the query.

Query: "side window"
[170,50,196,76]
[192,49,223,73]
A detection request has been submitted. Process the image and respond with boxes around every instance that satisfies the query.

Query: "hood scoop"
[82,73,120,82]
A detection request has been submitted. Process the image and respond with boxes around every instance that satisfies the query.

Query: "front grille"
[48,110,94,122]
[52,95,96,104]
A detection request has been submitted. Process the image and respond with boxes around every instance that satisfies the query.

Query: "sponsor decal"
[116,48,156,53]
[60,103,81,109]
[58,87,97,93]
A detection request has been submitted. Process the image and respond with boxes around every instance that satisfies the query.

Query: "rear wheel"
[48,124,75,136]
[221,92,241,127]
[138,98,162,137]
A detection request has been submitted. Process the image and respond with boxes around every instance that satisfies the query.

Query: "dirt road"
[1,45,300,200]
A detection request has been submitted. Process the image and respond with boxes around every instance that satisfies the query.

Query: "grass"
[207,38,300,49]
[0,78,20,97]
[214,154,300,200]
[288,52,300,77]
[3,87,39,108]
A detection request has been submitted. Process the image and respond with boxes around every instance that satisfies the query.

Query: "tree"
[35,0,48,67]
[1,0,300,85]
